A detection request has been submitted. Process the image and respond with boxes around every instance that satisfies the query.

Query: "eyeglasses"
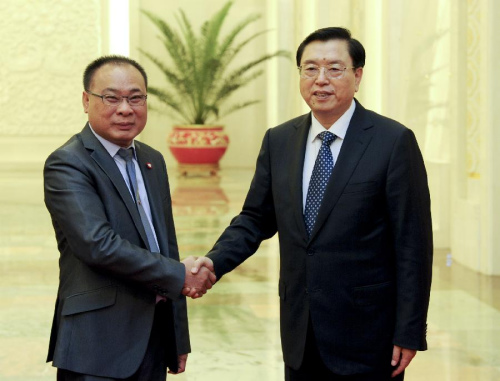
[86,91,147,107]
[298,64,355,80]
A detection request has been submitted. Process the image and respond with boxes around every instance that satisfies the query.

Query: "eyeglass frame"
[85,90,148,107]
[297,64,357,80]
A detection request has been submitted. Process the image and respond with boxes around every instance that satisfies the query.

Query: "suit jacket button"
[307,250,315,256]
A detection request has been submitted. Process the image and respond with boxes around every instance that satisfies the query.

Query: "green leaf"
[140,1,291,125]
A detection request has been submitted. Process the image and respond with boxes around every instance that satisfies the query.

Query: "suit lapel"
[289,114,312,239]
[135,142,170,257]
[79,124,151,250]
[308,101,374,242]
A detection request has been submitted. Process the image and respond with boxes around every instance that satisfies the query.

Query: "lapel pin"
[146,163,153,169]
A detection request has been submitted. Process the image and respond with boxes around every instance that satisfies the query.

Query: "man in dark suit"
[44,55,215,380]
[189,27,433,380]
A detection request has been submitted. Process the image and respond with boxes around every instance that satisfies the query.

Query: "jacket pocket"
[62,285,117,316]
[343,181,378,194]
[352,281,393,307]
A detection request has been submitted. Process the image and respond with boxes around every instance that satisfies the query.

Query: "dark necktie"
[117,148,159,253]
[304,131,337,237]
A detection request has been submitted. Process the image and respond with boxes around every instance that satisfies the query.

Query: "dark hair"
[83,55,148,91]
[296,27,365,68]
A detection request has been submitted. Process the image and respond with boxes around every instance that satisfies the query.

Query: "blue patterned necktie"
[117,148,159,253]
[304,131,337,237]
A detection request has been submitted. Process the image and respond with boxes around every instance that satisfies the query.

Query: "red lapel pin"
[146,162,153,169]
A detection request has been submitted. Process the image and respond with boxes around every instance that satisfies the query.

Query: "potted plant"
[140,1,290,175]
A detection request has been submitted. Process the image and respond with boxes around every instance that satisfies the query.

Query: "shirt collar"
[88,123,136,159]
[310,99,356,142]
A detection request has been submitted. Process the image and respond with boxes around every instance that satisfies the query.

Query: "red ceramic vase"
[167,125,229,175]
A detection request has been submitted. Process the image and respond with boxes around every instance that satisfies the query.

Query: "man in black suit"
[189,27,433,380]
[44,55,215,380]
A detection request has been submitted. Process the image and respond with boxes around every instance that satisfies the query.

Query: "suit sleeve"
[386,128,433,350]
[207,129,278,278]
[44,148,186,300]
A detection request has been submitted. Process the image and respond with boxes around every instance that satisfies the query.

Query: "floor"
[0,167,499,380]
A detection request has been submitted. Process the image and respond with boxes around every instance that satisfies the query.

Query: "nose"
[116,98,134,115]
[315,67,329,84]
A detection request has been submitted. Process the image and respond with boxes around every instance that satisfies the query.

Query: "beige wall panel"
[0,0,103,170]
[450,0,500,275]
[487,0,500,274]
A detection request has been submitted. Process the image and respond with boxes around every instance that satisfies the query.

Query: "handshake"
[181,256,216,299]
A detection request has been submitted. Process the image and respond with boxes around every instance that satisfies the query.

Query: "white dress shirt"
[89,125,160,249]
[302,100,356,211]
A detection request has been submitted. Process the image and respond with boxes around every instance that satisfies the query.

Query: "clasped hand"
[181,256,216,299]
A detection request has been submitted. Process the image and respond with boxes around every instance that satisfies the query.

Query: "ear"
[82,91,90,114]
[354,67,363,93]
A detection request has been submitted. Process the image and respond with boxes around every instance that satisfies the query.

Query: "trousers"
[285,320,405,381]
[57,302,175,381]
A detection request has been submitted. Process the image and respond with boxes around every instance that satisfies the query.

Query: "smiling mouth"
[313,91,333,99]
